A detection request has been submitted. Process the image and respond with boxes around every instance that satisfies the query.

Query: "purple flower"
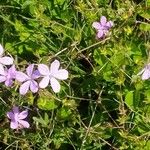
[38,60,68,93]
[16,64,40,95]
[0,65,16,87]
[92,16,113,38]
[138,64,150,80]
[0,44,14,71]
[7,106,30,129]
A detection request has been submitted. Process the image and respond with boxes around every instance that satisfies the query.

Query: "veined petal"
[10,121,18,129]
[106,21,113,28]
[8,65,16,78]
[97,30,104,38]
[0,64,5,75]
[142,69,150,80]
[39,76,50,88]
[13,106,19,114]
[50,77,60,93]
[18,120,30,128]
[0,44,4,56]
[92,22,101,30]
[0,76,6,83]
[0,56,13,65]
[32,70,41,79]
[19,81,30,95]
[7,112,14,120]
[54,69,68,80]
[30,80,38,93]
[26,64,34,77]
[18,110,28,119]
[100,16,107,26]
[5,79,13,87]
[50,60,60,74]
[16,71,29,82]
[38,64,50,75]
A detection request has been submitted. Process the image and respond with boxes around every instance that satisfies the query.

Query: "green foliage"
[0,0,150,149]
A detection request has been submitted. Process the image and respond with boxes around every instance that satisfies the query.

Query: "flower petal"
[54,69,68,80]
[18,120,30,128]
[38,64,50,75]
[7,112,14,120]
[50,77,60,93]
[0,76,6,83]
[10,121,18,129]
[0,56,13,65]
[106,21,113,28]
[50,60,60,74]
[92,22,101,30]
[13,106,19,114]
[16,71,29,82]
[19,81,30,95]
[100,16,107,26]
[8,65,16,78]
[18,110,28,119]
[142,69,150,80]
[0,44,4,56]
[0,64,5,75]
[26,64,34,77]
[5,79,13,87]
[39,76,50,88]
[30,80,38,93]
[32,70,41,79]
[97,30,104,38]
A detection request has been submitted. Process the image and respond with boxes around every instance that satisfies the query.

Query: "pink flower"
[16,64,40,95]
[38,60,68,93]
[7,106,30,129]
[0,65,16,87]
[138,64,150,80]
[92,16,113,38]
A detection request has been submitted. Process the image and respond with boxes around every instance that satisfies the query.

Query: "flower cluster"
[0,44,68,95]
[92,16,113,39]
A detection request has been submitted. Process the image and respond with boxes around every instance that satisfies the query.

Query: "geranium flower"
[138,64,150,80]
[0,44,13,71]
[38,60,68,93]
[16,64,40,95]
[7,106,29,129]
[0,65,16,87]
[92,16,113,38]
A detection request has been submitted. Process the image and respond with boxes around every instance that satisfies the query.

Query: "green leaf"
[125,91,134,109]
[37,97,58,110]
[139,23,150,31]
[57,107,72,119]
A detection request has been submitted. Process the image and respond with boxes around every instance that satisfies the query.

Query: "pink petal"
[100,16,107,26]
[18,120,30,128]
[38,64,50,75]
[10,121,18,129]
[0,76,6,83]
[92,22,101,30]
[0,44,4,56]
[13,106,19,114]
[26,64,34,77]
[0,64,5,75]
[30,80,38,93]
[97,30,104,38]
[18,110,28,119]
[54,69,68,80]
[7,112,14,120]
[106,21,113,28]
[0,56,13,65]
[50,77,60,93]
[19,81,30,95]
[16,71,29,82]
[5,79,13,87]
[39,76,50,88]
[8,65,16,78]
[142,69,150,80]
[50,60,60,74]
[32,70,41,79]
